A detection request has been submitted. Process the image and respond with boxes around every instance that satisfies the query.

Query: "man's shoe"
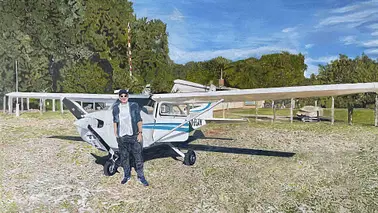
[137,176,149,186]
[121,176,131,184]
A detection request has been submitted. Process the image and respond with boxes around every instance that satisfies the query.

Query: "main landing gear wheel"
[104,160,118,176]
[184,150,196,166]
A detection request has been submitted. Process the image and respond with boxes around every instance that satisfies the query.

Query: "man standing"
[112,89,149,186]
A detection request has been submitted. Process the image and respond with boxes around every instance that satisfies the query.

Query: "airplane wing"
[5,92,152,106]
[151,82,378,103]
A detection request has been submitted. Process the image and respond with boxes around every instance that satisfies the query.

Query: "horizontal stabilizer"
[205,118,248,123]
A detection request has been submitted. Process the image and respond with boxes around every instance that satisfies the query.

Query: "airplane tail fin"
[62,98,88,119]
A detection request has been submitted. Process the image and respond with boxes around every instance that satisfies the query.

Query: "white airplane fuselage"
[73,100,212,152]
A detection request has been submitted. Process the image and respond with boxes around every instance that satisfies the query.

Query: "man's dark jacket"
[112,100,142,137]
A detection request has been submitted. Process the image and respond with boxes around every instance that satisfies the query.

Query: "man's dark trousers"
[117,135,144,178]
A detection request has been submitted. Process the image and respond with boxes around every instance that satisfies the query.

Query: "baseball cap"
[118,89,129,96]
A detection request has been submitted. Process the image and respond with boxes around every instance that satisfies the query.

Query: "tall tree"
[72,0,135,93]
[132,18,172,93]
[0,0,88,95]
[316,54,378,124]
[62,60,109,93]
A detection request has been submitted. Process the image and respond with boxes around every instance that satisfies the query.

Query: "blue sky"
[130,0,378,77]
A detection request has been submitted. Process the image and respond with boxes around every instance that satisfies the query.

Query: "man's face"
[119,94,129,104]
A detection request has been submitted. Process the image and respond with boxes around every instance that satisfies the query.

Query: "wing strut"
[87,125,115,156]
[153,99,224,143]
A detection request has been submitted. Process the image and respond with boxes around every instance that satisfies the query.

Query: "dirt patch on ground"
[204,128,226,136]
[1,114,377,212]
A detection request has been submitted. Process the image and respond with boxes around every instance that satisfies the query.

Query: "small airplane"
[62,80,245,176]
[6,80,378,177]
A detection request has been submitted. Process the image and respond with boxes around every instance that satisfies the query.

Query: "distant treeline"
[1,0,378,109]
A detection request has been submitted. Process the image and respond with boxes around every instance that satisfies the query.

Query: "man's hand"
[137,133,143,143]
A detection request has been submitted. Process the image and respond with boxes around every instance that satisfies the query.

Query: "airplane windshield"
[159,103,187,117]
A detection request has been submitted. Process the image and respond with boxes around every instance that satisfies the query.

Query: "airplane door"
[153,103,189,143]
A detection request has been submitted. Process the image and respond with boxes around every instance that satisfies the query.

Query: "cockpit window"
[142,106,154,115]
[159,103,187,116]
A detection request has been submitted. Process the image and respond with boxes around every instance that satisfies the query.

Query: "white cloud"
[282,27,296,33]
[331,5,359,13]
[170,45,298,64]
[305,44,314,49]
[305,63,320,77]
[305,56,338,64]
[362,40,378,47]
[365,49,378,54]
[317,1,378,28]
[317,9,378,28]
[304,56,339,77]
[330,1,376,13]
[368,23,378,30]
[169,8,184,21]
[315,1,378,56]
[341,36,357,45]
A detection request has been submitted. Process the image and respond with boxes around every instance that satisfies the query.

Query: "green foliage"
[313,54,378,108]
[1,0,378,110]
[131,18,172,92]
[62,60,109,93]
[224,52,306,89]
[182,56,232,86]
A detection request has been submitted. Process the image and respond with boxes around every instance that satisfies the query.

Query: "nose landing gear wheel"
[184,150,196,166]
[104,160,118,176]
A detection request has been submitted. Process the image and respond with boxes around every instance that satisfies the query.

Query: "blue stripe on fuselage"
[142,125,189,132]
[190,103,211,112]
[143,123,189,127]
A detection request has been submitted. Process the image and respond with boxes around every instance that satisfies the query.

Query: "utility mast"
[127,22,132,77]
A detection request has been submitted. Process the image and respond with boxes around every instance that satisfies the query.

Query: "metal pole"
[27,98,30,111]
[375,94,378,127]
[290,98,294,123]
[52,99,55,112]
[127,22,132,77]
[331,96,334,125]
[15,60,18,95]
[15,60,18,91]
[60,98,64,114]
[15,98,20,117]
[8,97,12,114]
[39,99,42,114]
[15,60,19,115]
[272,100,275,123]
[93,101,96,110]
[21,98,24,112]
[3,96,6,114]
[255,102,258,122]
[43,99,46,112]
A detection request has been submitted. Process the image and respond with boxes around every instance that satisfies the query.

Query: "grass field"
[1,110,377,212]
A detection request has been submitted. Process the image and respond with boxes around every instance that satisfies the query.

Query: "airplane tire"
[104,160,118,176]
[184,150,196,166]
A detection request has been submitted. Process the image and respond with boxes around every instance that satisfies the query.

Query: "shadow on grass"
[177,143,295,157]
[48,135,83,142]
[90,144,181,167]
[89,130,295,168]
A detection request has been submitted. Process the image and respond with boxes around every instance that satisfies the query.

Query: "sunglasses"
[119,95,128,98]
